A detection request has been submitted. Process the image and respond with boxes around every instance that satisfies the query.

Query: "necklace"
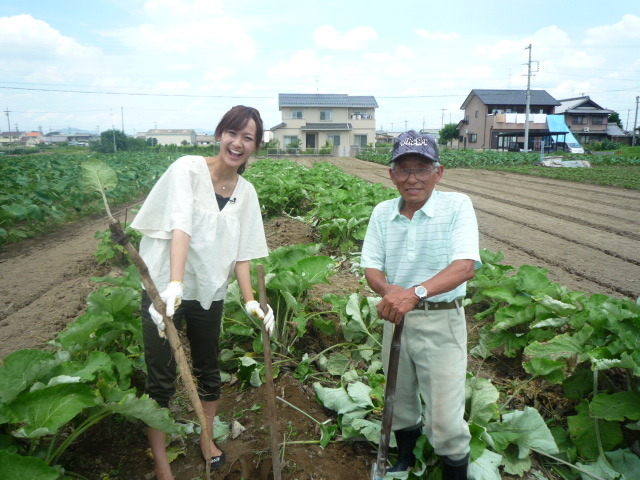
[221,186,226,190]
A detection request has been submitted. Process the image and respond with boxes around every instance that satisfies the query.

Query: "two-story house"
[141,129,197,146]
[271,93,378,156]
[555,96,615,145]
[459,89,560,150]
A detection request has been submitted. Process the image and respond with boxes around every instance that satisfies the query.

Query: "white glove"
[149,281,184,337]
[148,304,166,337]
[245,300,275,336]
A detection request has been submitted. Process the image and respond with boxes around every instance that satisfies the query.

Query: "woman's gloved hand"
[149,281,184,337]
[245,300,275,336]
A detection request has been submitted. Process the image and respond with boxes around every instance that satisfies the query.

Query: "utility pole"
[523,44,533,153]
[4,106,10,136]
[121,107,125,133]
[633,96,639,147]
[441,109,446,128]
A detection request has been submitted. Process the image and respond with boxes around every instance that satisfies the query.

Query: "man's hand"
[149,281,184,337]
[377,286,419,325]
[245,300,275,336]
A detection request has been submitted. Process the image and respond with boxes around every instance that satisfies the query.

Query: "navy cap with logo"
[391,130,440,164]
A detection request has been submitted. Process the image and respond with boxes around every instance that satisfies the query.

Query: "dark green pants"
[141,292,223,408]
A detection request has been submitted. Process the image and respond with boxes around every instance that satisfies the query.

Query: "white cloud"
[416,29,460,42]
[269,49,329,79]
[313,25,378,50]
[584,13,640,44]
[0,14,99,62]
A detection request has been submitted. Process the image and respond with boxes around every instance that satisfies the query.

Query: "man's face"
[389,155,443,209]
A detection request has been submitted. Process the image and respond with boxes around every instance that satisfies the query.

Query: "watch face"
[415,286,427,299]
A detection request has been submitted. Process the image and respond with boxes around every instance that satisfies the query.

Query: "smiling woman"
[130,104,272,479]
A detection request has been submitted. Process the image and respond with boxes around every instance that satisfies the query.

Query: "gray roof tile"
[462,89,560,108]
[279,93,378,108]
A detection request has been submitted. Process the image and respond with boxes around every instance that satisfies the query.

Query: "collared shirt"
[131,155,268,309]
[361,190,481,302]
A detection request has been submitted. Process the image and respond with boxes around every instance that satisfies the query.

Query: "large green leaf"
[468,448,502,480]
[106,393,187,434]
[524,333,584,360]
[10,383,100,438]
[493,407,559,459]
[465,376,500,426]
[590,391,640,422]
[82,158,118,193]
[606,448,640,480]
[347,381,373,409]
[313,382,362,415]
[567,400,623,460]
[0,450,60,480]
[0,350,61,404]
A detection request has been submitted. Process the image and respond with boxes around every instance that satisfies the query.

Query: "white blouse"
[131,155,268,309]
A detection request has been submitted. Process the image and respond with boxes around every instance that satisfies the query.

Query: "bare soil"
[1,156,639,479]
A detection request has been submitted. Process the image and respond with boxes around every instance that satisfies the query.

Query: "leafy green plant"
[0,267,190,479]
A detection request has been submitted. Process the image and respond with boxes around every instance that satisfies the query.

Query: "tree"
[608,112,623,129]
[96,129,129,153]
[439,123,459,147]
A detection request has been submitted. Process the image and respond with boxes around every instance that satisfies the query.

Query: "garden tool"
[371,320,404,480]
[258,264,283,480]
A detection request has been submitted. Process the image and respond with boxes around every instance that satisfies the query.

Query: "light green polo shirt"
[361,190,481,302]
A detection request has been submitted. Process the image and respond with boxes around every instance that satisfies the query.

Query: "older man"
[361,130,481,479]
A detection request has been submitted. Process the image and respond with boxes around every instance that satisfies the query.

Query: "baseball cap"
[391,130,440,164]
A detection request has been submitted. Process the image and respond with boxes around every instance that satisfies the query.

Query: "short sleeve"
[361,204,386,271]
[236,180,268,261]
[131,157,195,238]
[449,195,481,269]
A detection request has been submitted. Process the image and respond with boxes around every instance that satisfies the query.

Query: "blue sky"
[1,0,639,135]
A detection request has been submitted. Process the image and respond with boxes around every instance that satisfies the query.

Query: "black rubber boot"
[442,453,469,480]
[387,425,422,473]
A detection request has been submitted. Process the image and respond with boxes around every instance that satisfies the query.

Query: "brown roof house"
[458,89,560,150]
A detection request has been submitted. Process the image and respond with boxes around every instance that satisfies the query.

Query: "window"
[352,111,370,119]
[572,116,586,125]
[328,134,340,146]
[291,110,303,119]
[592,116,605,125]
[320,110,333,121]
[469,133,478,143]
[284,136,299,147]
[355,135,367,147]
[475,110,478,118]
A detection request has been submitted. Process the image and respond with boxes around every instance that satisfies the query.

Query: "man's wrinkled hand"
[377,288,418,325]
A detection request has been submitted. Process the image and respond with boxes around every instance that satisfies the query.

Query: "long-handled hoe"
[257,264,283,480]
[82,159,213,479]
[371,320,404,480]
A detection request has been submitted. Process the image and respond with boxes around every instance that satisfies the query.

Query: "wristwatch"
[413,284,428,301]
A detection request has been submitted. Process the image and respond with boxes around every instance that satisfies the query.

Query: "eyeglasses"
[392,167,439,180]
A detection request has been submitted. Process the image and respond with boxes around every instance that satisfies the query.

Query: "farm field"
[1,156,639,479]
[298,156,640,300]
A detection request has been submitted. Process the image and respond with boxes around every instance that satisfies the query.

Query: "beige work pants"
[382,305,471,458]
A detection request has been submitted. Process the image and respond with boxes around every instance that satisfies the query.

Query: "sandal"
[203,450,226,470]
